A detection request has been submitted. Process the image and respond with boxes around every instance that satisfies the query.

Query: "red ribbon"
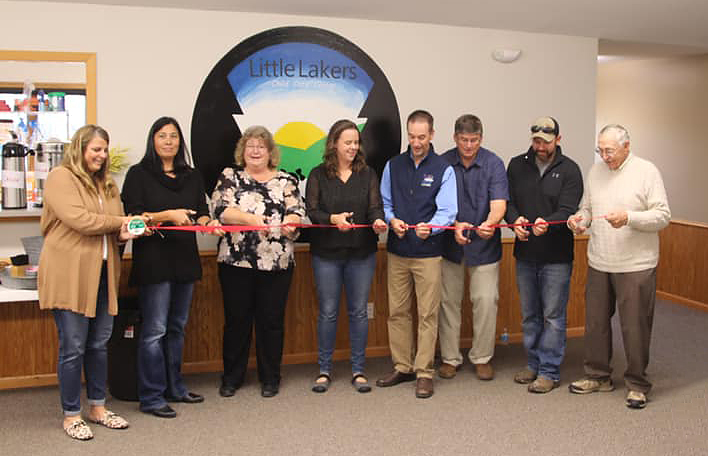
[151,216,605,233]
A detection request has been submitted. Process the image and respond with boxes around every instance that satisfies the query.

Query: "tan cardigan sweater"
[38,166,125,317]
[573,153,670,273]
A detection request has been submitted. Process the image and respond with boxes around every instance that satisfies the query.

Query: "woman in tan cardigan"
[39,124,143,441]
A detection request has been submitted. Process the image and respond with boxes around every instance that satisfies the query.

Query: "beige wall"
[0,61,85,84]
[597,54,708,224]
[0,1,598,255]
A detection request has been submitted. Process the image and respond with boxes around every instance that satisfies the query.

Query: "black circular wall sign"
[191,26,401,193]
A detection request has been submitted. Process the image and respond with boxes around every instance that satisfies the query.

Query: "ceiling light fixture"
[492,49,522,63]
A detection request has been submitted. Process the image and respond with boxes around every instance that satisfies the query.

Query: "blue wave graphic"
[228,42,374,111]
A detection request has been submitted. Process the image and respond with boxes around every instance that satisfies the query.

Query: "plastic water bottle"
[37,90,46,111]
[500,327,509,345]
[17,118,28,145]
[28,119,40,148]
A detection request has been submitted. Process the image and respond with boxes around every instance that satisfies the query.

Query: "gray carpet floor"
[2,298,707,456]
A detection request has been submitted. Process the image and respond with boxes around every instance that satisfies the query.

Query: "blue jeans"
[515,260,572,382]
[312,253,376,375]
[53,264,113,416]
[137,281,194,410]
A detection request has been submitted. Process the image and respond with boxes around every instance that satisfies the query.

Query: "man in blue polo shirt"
[376,110,457,399]
[437,114,509,382]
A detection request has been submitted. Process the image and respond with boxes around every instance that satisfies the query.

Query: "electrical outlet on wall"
[367,302,375,319]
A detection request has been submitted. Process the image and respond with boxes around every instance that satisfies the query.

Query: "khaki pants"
[386,253,442,379]
[583,267,657,393]
[439,259,500,366]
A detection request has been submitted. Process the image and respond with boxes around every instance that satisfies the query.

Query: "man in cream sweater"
[567,124,670,409]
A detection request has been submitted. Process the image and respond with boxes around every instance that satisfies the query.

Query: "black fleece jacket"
[505,146,583,263]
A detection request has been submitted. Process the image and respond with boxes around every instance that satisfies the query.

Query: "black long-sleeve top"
[121,163,209,286]
[306,164,385,259]
[505,146,583,263]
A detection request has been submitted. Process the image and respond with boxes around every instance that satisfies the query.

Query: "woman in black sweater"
[306,119,387,393]
[121,117,219,418]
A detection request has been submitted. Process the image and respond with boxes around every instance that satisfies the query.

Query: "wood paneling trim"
[0,50,95,62]
[85,53,97,123]
[656,291,708,313]
[0,215,41,222]
[0,82,86,90]
[657,221,708,308]
[2,220,705,390]
[1,238,590,390]
[668,219,708,229]
[0,374,58,390]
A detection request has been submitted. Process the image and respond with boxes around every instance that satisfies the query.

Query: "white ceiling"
[31,0,708,57]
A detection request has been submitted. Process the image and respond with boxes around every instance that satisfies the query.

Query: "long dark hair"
[323,119,366,178]
[140,116,191,174]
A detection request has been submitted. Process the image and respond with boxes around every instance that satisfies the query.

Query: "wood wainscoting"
[657,220,708,311]
[3,219,704,390]
[181,238,589,375]
[0,237,588,389]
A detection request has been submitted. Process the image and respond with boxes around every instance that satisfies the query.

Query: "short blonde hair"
[234,125,280,169]
[61,124,117,197]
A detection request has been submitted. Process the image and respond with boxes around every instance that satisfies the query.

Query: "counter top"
[0,284,38,303]
[0,207,42,221]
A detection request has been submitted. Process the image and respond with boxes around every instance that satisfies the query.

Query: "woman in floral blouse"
[211,126,305,398]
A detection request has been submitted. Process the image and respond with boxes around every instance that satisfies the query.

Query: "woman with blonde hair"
[39,124,144,440]
[212,125,305,398]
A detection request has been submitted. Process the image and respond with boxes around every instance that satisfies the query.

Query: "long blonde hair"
[62,124,117,198]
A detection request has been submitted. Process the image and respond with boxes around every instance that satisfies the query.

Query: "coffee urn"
[35,140,66,206]
[2,142,29,209]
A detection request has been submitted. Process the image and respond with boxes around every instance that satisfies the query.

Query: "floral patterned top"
[212,167,306,271]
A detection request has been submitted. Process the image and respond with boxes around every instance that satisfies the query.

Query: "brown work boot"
[527,376,560,393]
[474,362,494,381]
[437,363,459,379]
[513,368,537,384]
[376,370,416,387]
[415,377,434,398]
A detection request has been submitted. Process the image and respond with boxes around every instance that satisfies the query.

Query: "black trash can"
[107,297,141,402]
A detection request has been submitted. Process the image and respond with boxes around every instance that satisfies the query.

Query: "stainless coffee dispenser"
[2,142,29,209]
[35,140,66,206]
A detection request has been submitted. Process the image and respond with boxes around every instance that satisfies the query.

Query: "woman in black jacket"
[121,116,219,418]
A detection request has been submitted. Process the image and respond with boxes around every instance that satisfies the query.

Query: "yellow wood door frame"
[0,50,97,123]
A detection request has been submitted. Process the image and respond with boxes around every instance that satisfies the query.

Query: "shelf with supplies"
[0,110,70,144]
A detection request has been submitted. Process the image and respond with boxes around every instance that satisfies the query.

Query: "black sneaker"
[219,384,236,397]
[261,383,279,398]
